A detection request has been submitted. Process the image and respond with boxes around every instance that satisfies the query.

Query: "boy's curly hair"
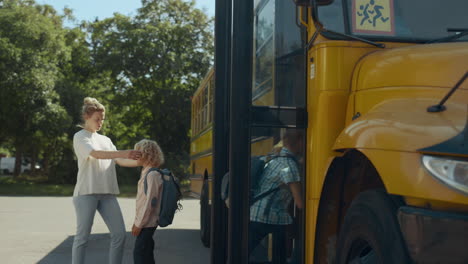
[134,139,165,167]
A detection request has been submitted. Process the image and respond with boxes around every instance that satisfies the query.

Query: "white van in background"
[0,157,40,174]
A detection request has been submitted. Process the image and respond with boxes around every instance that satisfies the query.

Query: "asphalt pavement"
[0,196,209,264]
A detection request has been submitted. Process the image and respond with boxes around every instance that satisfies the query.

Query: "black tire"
[336,189,411,264]
[200,177,211,247]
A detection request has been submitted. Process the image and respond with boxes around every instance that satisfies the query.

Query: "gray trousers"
[72,195,126,264]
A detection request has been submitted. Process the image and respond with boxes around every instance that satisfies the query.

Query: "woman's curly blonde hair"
[134,139,165,167]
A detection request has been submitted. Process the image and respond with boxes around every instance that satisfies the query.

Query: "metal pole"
[212,0,232,263]
[228,0,253,263]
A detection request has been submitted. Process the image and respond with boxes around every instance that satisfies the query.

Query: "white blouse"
[72,129,119,196]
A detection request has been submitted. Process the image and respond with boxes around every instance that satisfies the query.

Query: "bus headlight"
[422,155,468,195]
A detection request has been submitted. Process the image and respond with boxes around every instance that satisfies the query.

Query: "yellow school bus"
[189,67,214,247]
[299,1,468,263]
[214,0,468,263]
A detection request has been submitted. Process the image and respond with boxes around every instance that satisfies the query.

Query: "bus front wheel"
[336,189,411,264]
[200,177,211,247]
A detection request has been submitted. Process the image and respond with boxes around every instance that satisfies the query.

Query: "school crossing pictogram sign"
[352,0,395,35]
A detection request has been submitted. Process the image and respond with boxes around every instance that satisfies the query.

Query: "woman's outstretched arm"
[90,150,141,160]
[115,158,139,167]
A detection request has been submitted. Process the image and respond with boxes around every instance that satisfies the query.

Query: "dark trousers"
[134,227,157,264]
[249,221,286,264]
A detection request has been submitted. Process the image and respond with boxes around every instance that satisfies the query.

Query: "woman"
[72,97,141,264]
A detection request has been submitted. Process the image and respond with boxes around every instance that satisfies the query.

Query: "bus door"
[248,1,307,263]
[224,0,307,263]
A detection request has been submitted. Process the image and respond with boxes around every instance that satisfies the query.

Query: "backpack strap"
[264,153,298,167]
[250,153,299,206]
[148,168,180,193]
[143,168,161,195]
[250,186,281,205]
[154,168,172,177]
[154,168,177,183]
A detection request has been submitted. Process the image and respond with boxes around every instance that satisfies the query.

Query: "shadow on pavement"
[37,229,209,264]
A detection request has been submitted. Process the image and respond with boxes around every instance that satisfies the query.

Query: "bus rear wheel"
[200,177,211,247]
[336,189,411,264]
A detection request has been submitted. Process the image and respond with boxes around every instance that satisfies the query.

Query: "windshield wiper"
[307,24,385,50]
[322,28,385,48]
[426,28,468,44]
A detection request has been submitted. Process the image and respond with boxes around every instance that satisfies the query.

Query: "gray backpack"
[144,168,182,227]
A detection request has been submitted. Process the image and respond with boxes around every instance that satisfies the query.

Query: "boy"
[132,139,165,264]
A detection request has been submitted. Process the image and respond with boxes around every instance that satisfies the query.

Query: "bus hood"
[335,97,468,157]
[355,42,468,91]
[335,43,468,157]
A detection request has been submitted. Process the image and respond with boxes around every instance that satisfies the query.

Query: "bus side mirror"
[293,0,310,7]
[293,0,333,7]
[316,0,334,5]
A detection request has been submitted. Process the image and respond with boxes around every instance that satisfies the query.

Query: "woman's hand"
[125,150,142,160]
[132,224,142,236]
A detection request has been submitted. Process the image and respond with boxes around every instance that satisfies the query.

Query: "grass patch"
[118,184,137,198]
[0,175,191,197]
[0,177,74,196]
[0,176,137,197]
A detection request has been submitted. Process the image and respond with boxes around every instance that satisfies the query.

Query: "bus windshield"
[317,0,468,43]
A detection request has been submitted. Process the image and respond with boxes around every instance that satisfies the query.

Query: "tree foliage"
[86,0,213,178]
[0,0,213,182]
[0,0,71,176]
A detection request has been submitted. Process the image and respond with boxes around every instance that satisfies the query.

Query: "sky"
[37,0,215,27]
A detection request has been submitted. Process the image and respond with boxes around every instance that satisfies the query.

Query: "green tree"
[0,0,71,177]
[0,0,213,183]
[86,0,214,178]
[53,25,116,183]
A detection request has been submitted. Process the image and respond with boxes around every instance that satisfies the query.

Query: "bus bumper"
[398,206,468,263]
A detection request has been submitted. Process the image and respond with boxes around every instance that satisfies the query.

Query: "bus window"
[316,0,345,34]
[317,0,468,42]
[203,85,209,128]
[253,0,306,107]
[253,0,275,104]
[209,77,214,123]
[275,0,306,108]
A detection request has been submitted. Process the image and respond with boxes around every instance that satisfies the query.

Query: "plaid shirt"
[250,148,301,225]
